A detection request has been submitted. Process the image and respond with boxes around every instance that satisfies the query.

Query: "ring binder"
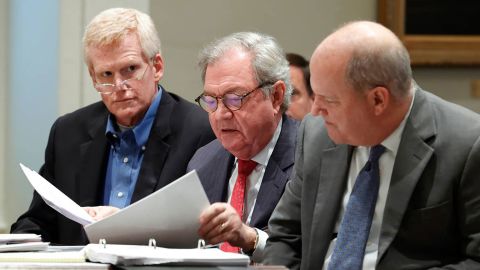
[197,239,205,249]
[99,239,106,249]
[83,242,251,266]
[197,239,221,249]
[148,239,156,249]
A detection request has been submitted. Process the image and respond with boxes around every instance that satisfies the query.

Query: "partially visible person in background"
[11,7,214,244]
[285,53,313,120]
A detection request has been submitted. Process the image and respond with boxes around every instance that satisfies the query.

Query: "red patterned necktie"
[221,159,257,253]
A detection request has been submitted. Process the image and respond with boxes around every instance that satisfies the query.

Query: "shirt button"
[117,192,124,198]
[123,157,129,163]
[141,146,146,151]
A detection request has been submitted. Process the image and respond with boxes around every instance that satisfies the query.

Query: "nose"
[214,100,233,120]
[311,98,327,117]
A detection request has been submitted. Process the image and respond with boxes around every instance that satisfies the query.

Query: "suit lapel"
[377,89,436,262]
[250,117,297,228]
[307,144,352,269]
[200,143,234,203]
[76,110,109,206]
[132,91,174,202]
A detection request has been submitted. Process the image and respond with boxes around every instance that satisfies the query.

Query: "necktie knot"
[238,159,257,176]
[369,144,385,163]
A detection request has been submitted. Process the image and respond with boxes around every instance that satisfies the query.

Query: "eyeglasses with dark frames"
[195,82,272,113]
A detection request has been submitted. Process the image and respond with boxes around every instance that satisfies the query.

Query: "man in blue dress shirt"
[11,7,214,244]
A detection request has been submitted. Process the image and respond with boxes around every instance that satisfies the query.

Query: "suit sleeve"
[262,120,305,269]
[10,119,60,242]
[430,136,480,269]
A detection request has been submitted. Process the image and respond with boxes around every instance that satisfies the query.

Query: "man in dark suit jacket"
[10,8,214,245]
[188,32,297,261]
[188,115,297,232]
[263,21,480,269]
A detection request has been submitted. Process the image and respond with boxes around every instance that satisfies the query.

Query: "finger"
[207,210,245,244]
[198,203,229,235]
[83,207,97,218]
[203,221,232,245]
[199,203,227,224]
[94,206,119,220]
[199,210,232,241]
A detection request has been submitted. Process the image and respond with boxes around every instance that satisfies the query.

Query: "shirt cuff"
[251,228,268,262]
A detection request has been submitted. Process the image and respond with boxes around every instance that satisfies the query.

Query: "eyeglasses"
[94,64,150,95]
[195,82,271,113]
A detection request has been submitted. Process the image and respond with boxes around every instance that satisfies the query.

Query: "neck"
[369,94,412,145]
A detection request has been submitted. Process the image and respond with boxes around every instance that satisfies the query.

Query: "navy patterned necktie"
[328,144,386,270]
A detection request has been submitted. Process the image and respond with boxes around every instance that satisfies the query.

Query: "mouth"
[114,97,135,103]
[324,120,334,126]
[220,128,238,133]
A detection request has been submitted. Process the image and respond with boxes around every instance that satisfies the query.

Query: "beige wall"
[150,0,480,112]
[150,0,377,101]
[0,0,8,231]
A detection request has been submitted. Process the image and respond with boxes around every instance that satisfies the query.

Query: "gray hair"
[345,32,412,99]
[83,8,161,69]
[198,32,292,112]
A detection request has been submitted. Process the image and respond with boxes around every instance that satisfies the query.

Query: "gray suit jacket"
[263,89,480,269]
[187,116,298,229]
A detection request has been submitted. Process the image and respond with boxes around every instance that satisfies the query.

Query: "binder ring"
[148,238,157,249]
[99,238,107,248]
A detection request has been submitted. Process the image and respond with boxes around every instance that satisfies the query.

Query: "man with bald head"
[263,21,480,269]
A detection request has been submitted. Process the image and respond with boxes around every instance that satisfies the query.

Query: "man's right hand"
[83,206,120,221]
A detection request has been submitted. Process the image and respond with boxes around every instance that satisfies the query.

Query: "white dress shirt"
[323,95,414,270]
[227,120,282,261]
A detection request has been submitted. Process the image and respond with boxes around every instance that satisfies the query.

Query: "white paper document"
[83,244,250,266]
[19,163,94,225]
[19,163,211,248]
[84,170,211,248]
[0,234,41,244]
[0,242,49,252]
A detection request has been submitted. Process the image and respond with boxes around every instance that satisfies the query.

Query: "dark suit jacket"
[11,89,215,245]
[187,116,298,229]
[263,89,480,269]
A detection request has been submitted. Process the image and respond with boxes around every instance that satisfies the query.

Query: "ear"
[271,81,286,114]
[367,86,389,116]
[152,53,165,83]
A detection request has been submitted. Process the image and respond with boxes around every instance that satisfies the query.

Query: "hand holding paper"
[19,163,211,247]
[84,206,120,221]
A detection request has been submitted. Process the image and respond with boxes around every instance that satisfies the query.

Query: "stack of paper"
[83,244,250,266]
[0,234,48,252]
[0,250,85,263]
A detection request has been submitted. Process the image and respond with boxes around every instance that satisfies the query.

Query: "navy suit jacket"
[11,89,215,244]
[187,116,298,229]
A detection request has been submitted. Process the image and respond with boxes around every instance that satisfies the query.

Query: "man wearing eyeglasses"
[187,32,298,261]
[11,8,214,245]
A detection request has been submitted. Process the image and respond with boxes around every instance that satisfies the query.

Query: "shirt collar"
[105,85,163,146]
[381,90,415,156]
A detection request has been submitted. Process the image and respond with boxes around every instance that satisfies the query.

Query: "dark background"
[405,0,480,35]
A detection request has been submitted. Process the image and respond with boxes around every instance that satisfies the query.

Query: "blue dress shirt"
[103,87,163,208]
